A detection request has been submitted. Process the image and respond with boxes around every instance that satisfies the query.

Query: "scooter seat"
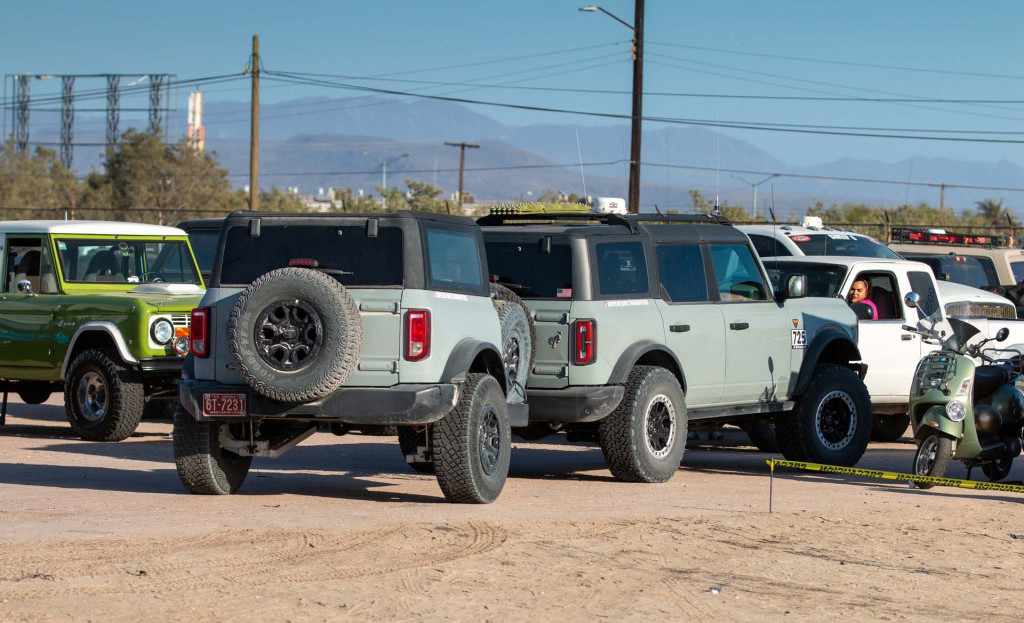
[973,365,1009,400]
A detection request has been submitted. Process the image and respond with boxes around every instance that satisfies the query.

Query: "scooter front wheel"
[912,433,953,489]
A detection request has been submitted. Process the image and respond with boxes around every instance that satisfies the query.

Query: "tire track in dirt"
[0,521,506,600]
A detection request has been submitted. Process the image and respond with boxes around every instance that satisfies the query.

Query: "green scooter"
[903,293,1024,488]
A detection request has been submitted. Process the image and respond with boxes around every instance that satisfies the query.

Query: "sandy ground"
[1,395,1023,622]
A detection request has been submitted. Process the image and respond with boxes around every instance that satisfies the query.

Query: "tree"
[976,198,1018,227]
[0,140,80,220]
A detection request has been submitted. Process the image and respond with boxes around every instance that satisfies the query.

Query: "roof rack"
[890,226,1011,248]
[476,211,730,233]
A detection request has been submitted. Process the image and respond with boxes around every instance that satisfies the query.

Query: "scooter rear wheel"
[981,457,1013,482]
[912,433,953,490]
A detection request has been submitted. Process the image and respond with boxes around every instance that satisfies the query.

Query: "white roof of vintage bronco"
[760,255,932,270]
[0,220,187,236]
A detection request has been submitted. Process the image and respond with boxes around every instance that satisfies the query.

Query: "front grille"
[170,314,191,328]
[945,301,1017,319]
[913,351,957,393]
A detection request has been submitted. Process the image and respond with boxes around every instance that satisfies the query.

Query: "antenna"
[654,203,665,217]
[770,190,779,257]
[575,130,588,202]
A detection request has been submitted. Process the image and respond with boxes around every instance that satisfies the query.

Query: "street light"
[380,153,410,209]
[580,2,644,214]
[730,173,780,219]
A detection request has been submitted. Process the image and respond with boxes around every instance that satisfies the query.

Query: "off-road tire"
[172,405,252,494]
[775,363,871,466]
[490,283,536,370]
[870,413,911,442]
[981,457,1013,482]
[912,433,954,489]
[64,349,145,442]
[741,419,780,453]
[432,373,510,503]
[397,425,435,474]
[495,300,533,405]
[229,267,362,404]
[598,366,687,483]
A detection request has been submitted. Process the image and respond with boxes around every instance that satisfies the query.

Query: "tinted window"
[1013,262,1024,284]
[916,255,990,289]
[763,261,848,298]
[908,270,941,318]
[709,243,769,301]
[791,233,901,259]
[485,240,573,299]
[595,241,649,296]
[656,244,708,302]
[426,228,484,291]
[749,234,791,258]
[186,230,220,276]
[220,225,403,286]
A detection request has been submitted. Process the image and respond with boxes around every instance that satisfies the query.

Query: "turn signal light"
[405,309,431,361]
[573,319,596,365]
[190,308,210,358]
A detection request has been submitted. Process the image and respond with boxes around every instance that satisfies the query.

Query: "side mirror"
[996,327,1009,342]
[17,279,35,295]
[904,292,920,309]
[786,274,806,299]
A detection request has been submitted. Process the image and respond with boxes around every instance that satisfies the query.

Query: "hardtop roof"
[0,220,187,237]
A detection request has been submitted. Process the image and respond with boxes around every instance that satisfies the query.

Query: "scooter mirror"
[904,292,920,309]
[996,327,1009,342]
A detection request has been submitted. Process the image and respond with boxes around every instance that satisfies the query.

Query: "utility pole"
[444,141,479,208]
[249,35,260,211]
[940,183,946,214]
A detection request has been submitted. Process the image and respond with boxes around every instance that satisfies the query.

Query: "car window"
[791,233,901,259]
[964,255,1000,288]
[763,261,847,298]
[749,234,791,258]
[852,271,902,320]
[595,241,649,296]
[709,243,769,302]
[6,237,57,294]
[56,238,201,285]
[656,243,708,303]
[908,270,941,319]
[426,228,484,291]
[1011,262,1024,284]
[916,255,990,289]
[186,229,219,276]
[485,240,573,299]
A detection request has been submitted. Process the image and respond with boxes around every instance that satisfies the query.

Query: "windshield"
[791,233,901,259]
[763,261,848,298]
[56,238,201,285]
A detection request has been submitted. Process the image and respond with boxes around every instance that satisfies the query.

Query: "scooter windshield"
[945,317,981,353]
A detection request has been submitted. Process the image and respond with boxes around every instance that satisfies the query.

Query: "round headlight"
[945,400,966,422]
[151,319,174,345]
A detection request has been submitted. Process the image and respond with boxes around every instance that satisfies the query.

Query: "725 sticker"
[791,329,806,349]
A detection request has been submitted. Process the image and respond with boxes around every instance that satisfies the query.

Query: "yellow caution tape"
[767,459,1024,494]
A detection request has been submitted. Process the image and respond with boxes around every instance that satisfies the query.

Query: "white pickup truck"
[762,256,1024,441]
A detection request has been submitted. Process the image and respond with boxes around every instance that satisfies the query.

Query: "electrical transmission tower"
[7,73,173,168]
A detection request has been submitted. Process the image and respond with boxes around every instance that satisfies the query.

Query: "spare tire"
[490,283,536,370]
[229,267,363,403]
[496,300,533,405]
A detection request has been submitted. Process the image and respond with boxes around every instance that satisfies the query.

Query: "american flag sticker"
[556,288,572,298]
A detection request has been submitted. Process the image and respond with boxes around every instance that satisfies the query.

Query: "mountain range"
[26,95,1024,219]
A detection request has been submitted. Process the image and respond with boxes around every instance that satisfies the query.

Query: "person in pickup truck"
[848,279,878,319]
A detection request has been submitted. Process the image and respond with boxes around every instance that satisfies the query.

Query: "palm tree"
[976,198,1018,227]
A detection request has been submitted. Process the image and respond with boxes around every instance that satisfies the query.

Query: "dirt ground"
[1,396,1022,622]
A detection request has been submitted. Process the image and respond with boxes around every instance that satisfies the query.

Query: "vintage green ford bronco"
[0,220,204,441]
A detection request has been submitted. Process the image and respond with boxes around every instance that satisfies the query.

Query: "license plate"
[202,393,247,417]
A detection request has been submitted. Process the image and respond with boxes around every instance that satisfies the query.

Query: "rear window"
[1013,262,1024,284]
[791,233,901,259]
[915,255,990,289]
[485,240,573,299]
[219,225,403,286]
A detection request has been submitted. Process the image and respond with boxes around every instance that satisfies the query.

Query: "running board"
[688,401,794,422]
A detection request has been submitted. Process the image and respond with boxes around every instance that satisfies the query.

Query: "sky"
[3,0,1024,173]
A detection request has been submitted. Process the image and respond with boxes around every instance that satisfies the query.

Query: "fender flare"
[792,325,863,396]
[441,338,507,393]
[60,321,137,378]
[607,340,686,389]
[914,405,963,442]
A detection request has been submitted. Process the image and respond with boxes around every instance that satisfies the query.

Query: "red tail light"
[190,307,210,358]
[573,319,596,365]
[405,309,431,361]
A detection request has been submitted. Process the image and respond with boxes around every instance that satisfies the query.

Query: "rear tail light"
[573,319,596,365]
[405,309,431,361]
[190,307,210,358]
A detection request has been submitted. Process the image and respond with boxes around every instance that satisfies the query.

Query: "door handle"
[901,334,914,341]
[729,322,749,331]
[669,324,690,333]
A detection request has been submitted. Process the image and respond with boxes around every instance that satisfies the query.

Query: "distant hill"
[27,95,1024,217]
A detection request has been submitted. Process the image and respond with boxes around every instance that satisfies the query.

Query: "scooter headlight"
[945,400,966,422]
